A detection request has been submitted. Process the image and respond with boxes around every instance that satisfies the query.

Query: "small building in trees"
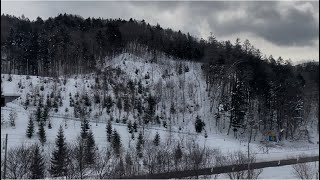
[1,93,21,107]
[262,130,278,143]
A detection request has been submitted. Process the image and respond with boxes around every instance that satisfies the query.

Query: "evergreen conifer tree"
[123,96,130,117]
[112,129,121,156]
[117,98,122,119]
[143,112,150,125]
[135,98,142,115]
[81,117,90,139]
[155,115,160,124]
[127,121,132,133]
[122,117,127,124]
[138,80,143,94]
[106,120,112,142]
[26,115,34,138]
[153,132,160,146]
[83,92,91,107]
[195,115,205,133]
[36,106,42,123]
[38,121,46,145]
[53,99,58,110]
[85,129,96,165]
[136,141,142,158]
[43,105,49,122]
[39,95,44,107]
[30,144,45,179]
[50,125,68,177]
[137,131,144,146]
[25,96,30,109]
[105,95,113,114]
[146,94,156,121]
[170,102,176,114]
[136,131,144,158]
[59,98,63,107]
[46,97,51,108]
[94,93,100,104]
[133,121,138,132]
[48,120,52,129]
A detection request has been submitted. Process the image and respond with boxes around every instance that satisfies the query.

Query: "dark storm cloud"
[122,1,318,46]
[205,1,319,46]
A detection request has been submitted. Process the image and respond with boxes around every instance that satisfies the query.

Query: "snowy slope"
[1,53,319,163]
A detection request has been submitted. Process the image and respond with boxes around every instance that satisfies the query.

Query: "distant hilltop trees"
[1,14,204,76]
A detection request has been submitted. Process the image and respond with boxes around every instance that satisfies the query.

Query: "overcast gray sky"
[1,1,319,64]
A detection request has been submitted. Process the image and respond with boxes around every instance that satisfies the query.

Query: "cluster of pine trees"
[3,120,221,179]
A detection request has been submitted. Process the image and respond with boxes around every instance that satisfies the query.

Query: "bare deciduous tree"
[66,137,90,179]
[215,150,262,179]
[113,157,125,178]
[292,162,316,179]
[92,148,113,179]
[143,140,158,174]
[5,144,32,179]
[183,141,216,178]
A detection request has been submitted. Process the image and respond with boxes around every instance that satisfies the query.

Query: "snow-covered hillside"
[1,53,319,162]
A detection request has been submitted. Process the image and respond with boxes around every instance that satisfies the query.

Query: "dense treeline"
[1,14,202,76]
[203,41,319,140]
[1,13,319,140]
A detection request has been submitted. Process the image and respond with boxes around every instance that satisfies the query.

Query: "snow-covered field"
[1,53,319,163]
